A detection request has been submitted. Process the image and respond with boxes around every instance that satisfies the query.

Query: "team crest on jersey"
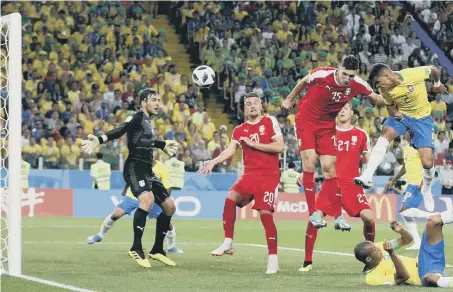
[351,136,357,145]
[259,125,265,135]
[407,85,414,92]
[345,88,351,95]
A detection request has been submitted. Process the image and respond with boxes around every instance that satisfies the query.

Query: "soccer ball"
[192,65,216,88]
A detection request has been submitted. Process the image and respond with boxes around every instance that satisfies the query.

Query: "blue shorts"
[383,114,434,148]
[418,231,446,286]
[401,184,423,209]
[117,196,162,219]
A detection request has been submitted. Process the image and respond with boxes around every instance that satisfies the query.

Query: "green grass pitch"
[2,217,453,292]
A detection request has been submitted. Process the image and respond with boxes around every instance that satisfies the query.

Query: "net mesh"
[0,16,10,272]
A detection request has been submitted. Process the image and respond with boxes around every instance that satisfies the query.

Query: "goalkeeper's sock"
[98,213,116,238]
[151,213,172,254]
[131,208,148,251]
[304,222,318,263]
[260,213,277,255]
[437,277,453,288]
[363,222,375,242]
[361,137,389,180]
[223,198,236,239]
[303,172,316,214]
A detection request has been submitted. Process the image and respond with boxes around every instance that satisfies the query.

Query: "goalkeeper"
[82,88,179,268]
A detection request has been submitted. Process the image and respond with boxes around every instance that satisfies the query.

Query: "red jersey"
[232,116,282,175]
[296,67,373,123]
[335,127,370,179]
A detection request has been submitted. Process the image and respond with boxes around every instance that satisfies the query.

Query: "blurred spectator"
[439,160,453,195]
[434,131,449,158]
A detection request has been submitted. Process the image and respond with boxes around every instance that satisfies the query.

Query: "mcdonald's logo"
[368,195,395,222]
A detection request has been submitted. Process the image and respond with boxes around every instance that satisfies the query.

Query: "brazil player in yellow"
[355,214,453,287]
[355,64,447,213]
[86,149,183,267]
[385,131,431,250]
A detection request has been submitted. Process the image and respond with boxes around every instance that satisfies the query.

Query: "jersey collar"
[336,126,354,131]
[246,116,264,125]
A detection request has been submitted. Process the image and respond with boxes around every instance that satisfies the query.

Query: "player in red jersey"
[198,92,284,274]
[282,56,383,272]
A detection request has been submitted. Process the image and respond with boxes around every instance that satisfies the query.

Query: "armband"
[390,239,400,251]
[153,140,166,149]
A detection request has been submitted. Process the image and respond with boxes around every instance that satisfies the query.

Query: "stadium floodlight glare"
[0,12,22,276]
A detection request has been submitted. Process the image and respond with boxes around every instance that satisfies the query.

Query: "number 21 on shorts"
[264,191,275,207]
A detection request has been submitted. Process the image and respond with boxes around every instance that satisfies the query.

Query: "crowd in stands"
[3,1,233,172]
[173,1,453,177]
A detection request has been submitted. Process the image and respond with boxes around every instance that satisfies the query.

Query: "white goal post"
[0,12,22,276]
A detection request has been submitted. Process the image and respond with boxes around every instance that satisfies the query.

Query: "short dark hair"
[244,92,260,100]
[354,241,372,265]
[341,55,360,71]
[96,153,103,159]
[288,162,296,169]
[138,88,158,103]
[369,63,391,87]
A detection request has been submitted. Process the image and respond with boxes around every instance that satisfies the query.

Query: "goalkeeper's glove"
[163,140,179,157]
[81,134,101,155]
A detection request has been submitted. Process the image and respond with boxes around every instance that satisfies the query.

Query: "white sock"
[223,237,233,246]
[268,254,278,260]
[362,137,389,179]
[437,277,453,288]
[440,210,453,224]
[166,225,176,249]
[400,208,433,219]
[401,216,421,245]
[422,167,435,189]
[98,213,115,238]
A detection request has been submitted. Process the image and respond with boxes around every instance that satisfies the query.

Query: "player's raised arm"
[198,140,239,175]
[382,240,410,285]
[282,74,310,110]
[390,221,414,248]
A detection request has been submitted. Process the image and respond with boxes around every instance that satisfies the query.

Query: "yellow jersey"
[126,161,171,199]
[402,144,423,186]
[281,169,301,193]
[21,160,30,189]
[364,242,421,286]
[90,160,111,190]
[380,66,432,118]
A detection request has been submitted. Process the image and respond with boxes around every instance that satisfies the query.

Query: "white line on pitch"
[5,273,96,292]
[21,241,453,268]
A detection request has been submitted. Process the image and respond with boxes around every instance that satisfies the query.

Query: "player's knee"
[423,274,441,287]
[227,191,242,203]
[321,163,335,178]
[427,214,442,228]
[381,129,397,141]
[421,158,433,169]
[360,209,373,225]
[162,199,176,216]
[111,208,125,220]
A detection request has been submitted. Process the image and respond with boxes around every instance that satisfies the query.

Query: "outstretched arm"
[240,135,285,153]
[98,115,141,144]
[198,141,238,175]
[367,92,386,107]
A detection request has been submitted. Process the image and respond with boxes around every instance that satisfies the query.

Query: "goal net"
[0,12,22,276]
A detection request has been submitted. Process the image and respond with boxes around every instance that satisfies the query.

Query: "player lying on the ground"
[282,56,384,272]
[300,102,375,272]
[355,216,453,287]
[86,149,183,254]
[355,64,448,212]
[82,88,179,268]
[198,92,284,274]
[385,131,432,250]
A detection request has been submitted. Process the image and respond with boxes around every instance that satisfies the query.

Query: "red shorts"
[294,117,336,155]
[338,180,370,217]
[230,174,280,211]
[314,184,342,218]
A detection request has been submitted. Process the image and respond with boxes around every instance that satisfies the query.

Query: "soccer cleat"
[421,185,435,212]
[309,212,327,229]
[265,255,279,274]
[298,262,313,272]
[86,234,102,244]
[211,243,235,257]
[128,250,151,268]
[148,251,176,266]
[167,247,184,254]
[354,176,373,189]
[334,216,351,232]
